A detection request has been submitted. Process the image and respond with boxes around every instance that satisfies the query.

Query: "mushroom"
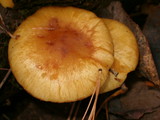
[0,0,14,8]
[8,7,114,103]
[100,18,139,93]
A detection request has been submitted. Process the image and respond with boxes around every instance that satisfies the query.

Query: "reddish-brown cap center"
[31,18,95,71]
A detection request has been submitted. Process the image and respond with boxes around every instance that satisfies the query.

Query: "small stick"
[2,114,10,120]
[0,14,17,39]
[67,102,76,120]
[109,69,119,77]
[88,69,101,120]
[82,69,102,120]
[72,101,81,120]
[0,14,5,25]
[0,68,10,70]
[82,84,96,120]
[0,69,11,89]
[96,84,128,119]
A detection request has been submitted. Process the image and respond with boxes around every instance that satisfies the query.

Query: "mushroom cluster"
[8,6,139,103]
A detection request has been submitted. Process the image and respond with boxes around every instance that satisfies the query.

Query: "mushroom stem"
[82,69,102,120]
[96,84,128,119]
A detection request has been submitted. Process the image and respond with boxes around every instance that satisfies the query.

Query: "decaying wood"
[105,1,160,86]
[109,80,160,119]
[143,5,160,77]
[96,84,128,119]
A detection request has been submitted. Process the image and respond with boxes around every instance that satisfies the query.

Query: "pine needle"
[0,69,11,89]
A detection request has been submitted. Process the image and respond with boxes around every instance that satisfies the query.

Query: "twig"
[0,14,16,39]
[109,69,119,77]
[96,84,128,119]
[0,68,10,70]
[88,69,101,120]
[82,69,102,120]
[67,102,76,120]
[2,114,10,120]
[82,86,96,120]
[72,101,81,120]
[0,69,11,89]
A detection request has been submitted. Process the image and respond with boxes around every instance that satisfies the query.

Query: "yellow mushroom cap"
[8,7,114,102]
[100,19,139,93]
[0,0,14,8]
